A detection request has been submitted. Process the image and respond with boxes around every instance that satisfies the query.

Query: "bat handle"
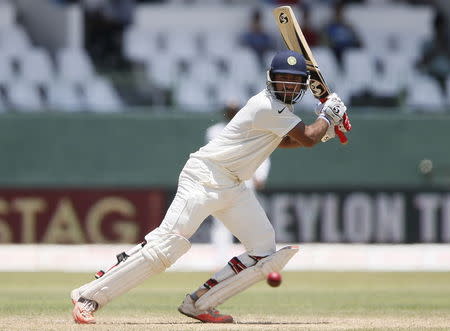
[319,97,349,145]
[335,127,348,144]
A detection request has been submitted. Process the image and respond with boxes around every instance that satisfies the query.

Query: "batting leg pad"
[195,246,299,311]
[76,234,190,308]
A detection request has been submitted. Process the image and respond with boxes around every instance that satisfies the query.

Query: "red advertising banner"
[0,189,167,243]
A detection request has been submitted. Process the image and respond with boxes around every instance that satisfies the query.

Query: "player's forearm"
[302,118,329,147]
[283,119,329,148]
[278,136,303,148]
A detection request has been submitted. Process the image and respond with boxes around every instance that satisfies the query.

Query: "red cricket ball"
[267,272,282,287]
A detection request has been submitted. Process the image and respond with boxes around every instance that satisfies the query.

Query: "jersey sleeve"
[253,158,271,183]
[253,106,302,137]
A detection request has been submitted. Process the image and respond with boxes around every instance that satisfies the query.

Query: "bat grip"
[335,127,348,144]
[320,97,349,145]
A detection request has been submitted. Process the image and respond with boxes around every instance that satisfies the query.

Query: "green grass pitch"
[1,271,449,330]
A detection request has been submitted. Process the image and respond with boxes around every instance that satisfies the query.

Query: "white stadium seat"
[406,73,445,111]
[0,51,15,85]
[57,47,95,84]
[204,30,239,58]
[47,80,85,112]
[7,81,42,112]
[183,56,224,87]
[84,78,123,112]
[0,25,31,58]
[20,48,55,85]
[215,78,249,107]
[0,0,16,28]
[311,46,341,87]
[229,48,262,85]
[146,51,181,89]
[372,52,411,97]
[123,27,159,63]
[174,77,216,111]
[343,49,376,94]
[165,30,199,59]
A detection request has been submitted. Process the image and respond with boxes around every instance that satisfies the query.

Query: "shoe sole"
[71,289,96,324]
[177,307,233,323]
[178,307,199,321]
[72,304,96,324]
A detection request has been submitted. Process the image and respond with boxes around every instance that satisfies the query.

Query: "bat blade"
[273,5,348,144]
[273,6,330,100]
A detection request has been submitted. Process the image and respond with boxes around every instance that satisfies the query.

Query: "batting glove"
[315,93,347,126]
[321,121,349,142]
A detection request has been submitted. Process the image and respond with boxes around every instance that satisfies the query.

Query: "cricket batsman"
[71,50,350,324]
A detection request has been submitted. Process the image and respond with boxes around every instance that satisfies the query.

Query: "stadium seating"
[173,77,215,111]
[7,80,43,112]
[0,0,445,112]
[123,26,155,64]
[146,51,181,89]
[120,2,441,111]
[228,48,262,86]
[0,25,31,59]
[405,73,445,110]
[0,0,15,28]
[188,56,223,87]
[20,48,55,86]
[215,77,253,106]
[372,52,410,98]
[203,30,239,58]
[0,0,124,113]
[342,49,377,96]
[84,78,123,112]
[0,51,14,85]
[47,80,85,112]
[56,48,96,85]
[311,46,340,88]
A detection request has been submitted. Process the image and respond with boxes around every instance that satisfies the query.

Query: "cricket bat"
[273,6,350,144]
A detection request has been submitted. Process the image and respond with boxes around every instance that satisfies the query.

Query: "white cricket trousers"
[145,158,276,257]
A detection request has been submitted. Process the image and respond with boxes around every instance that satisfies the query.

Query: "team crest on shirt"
[287,56,297,65]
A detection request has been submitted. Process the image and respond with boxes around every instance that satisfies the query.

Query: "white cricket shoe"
[71,295,98,324]
[178,294,234,323]
[70,289,80,304]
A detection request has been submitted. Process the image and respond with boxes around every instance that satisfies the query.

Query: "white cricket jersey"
[190,89,301,184]
[205,122,226,144]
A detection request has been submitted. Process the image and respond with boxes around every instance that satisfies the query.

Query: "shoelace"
[207,308,222,316]
[79,298,98,313]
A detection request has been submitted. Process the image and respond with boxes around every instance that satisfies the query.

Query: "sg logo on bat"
[279,13,289,24]
[310,79,326,97]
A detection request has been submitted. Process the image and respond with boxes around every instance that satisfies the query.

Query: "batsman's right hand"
[321,118,351,142]
[339,113,352,133]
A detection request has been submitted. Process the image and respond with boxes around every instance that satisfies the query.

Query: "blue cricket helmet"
[269,50,308,77]
[267,50,309,104]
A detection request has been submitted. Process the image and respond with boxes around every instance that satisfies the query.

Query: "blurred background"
[0,0,449,272]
